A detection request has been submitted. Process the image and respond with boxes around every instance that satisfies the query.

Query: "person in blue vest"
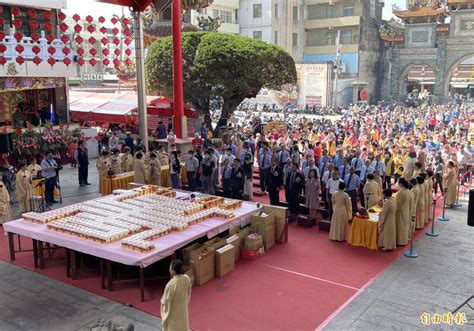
[156,121,167,139]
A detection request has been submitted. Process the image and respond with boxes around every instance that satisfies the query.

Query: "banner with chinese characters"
[296,64,330,107]
[0,77,65,92]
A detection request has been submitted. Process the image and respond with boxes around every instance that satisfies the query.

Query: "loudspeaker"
[0,133,13,154]
[468,189,474,227]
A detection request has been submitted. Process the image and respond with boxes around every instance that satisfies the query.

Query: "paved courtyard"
[1,163,473,330]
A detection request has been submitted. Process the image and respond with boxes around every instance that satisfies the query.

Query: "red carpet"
[0,198,444,331]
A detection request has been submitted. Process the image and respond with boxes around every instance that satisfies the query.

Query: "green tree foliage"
[145,32,296,125]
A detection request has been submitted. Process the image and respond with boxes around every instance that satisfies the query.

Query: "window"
[343,3,354,17]
[293,6,299,22]
[220,10,232,23]
[341,30,352,44]
[253,4,262,18]
[326,32,333,45]
[274,31,279,44]
[253,31,262,40]
[275,4,278,19]
[326,5,333,19]
[292,33,298,47]
[213,9,219,18]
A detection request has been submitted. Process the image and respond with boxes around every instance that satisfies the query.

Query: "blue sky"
[384,0,406,19]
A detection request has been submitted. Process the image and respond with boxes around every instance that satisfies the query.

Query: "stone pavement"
[3,163,162,331]
[324,201,474,330]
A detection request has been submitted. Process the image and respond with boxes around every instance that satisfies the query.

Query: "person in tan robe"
[402,152,417,179]
[443,161,457,207]
[0,181,12,224]
[16,163,33,213]
[363,173,381,209]
[414,176,426,229]
[421,173,430,225]
[110,149,122,175]
[329,182,352,242]
[426,171,434,221]
[395,178,412,246]
[157,145,169,168]
[96,151,111,193]
[28,158,42,178]
[161,260,191,331]
[378,189,397,250]
[121,147,135,173]
[409,178,421,230]
[147,153,162,186]
[133,152,147,185]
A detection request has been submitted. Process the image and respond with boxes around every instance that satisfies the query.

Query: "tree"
[145,32,296,129]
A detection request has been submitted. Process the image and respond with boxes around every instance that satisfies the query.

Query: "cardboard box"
[182,243,203,266]
[216,244,235,277]
[190,246,215,285]
[245,233,264,250]
[251,212,275,234]
[237,227,250,246]
[229,224,240,235]
[204,237,226,252]
[225,234,241,261]
[263,205,288,243]
[183,265,195,286]
[261,224,275,250]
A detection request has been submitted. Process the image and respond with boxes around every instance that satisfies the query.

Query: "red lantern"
[11,7,21,16]
[77,58,85,66]
[125,48,132,56]
[47,46,56,55]
[15,45,24,54]
[89,37,97,45]
[122,18,129,25]
[99,27,107,34]
[44,22,53,31]
[86,15,93,23]
[112,28,119,35]
[59,23,68,32]
[124,38,132,46]
[76,48,85,56]
[61,35,70,44]
[16,56,25,65]
[62,47,71,55]
[75,37,84,45]
[123,29,132,37]
[63,57,71,66]
[32,45,41,54]
[73,14,81,22]
[0,56,6,66]
[43,11,52,20]
[0,32,4,41]
[47,57,56,66]
[12,19,22,28]
[113,58,121,67]
[111,17,118,25]
[87,25,95,33]
[89,58,97,66]
[31,33,40,42]
[0,44,5,53]
[33,57,42,65]
[14,32,23,42]
[0,18,4,26]
[112,37,120,45]
[58,12,66,21]
[124,58,132,66]
[46,34,55,43]
[74,24,82,33]
[29,21,39,30]
[113,49,121,56]
[98,16,105,23]
[103,58,110,66]
[101,37,108,45]
[27,9,37,18]
[102,49,110,56]
[89,48,97,56]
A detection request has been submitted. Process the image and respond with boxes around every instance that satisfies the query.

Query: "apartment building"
[191,0,240,34]
[238,0,305,63]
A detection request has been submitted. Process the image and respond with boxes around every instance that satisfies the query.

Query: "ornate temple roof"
[436,24,450,33]
[144,22,199,46]
[393,7,446,18]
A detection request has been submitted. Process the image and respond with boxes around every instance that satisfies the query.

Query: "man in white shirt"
[326,169,344,219]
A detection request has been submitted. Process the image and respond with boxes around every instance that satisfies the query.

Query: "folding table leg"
[106,261,113,291]
[140,267,145,302]
[32,239,39,268]
[100,259,105,290]
[38,241,45,269]
[70,250,77,280]
[65,248,70,278]
[7,232,15,261]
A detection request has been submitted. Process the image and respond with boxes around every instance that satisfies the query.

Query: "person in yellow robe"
[363,173,381,209]
[110,149,122,175]
[96,151,111,193]
[443,161,457,207]
[27,158,42,178]
[133,152,147,185]
[329,182,352,242]
[408,178,420,230]
[426,171,434,222]
[378,189,397,251]
[395,178,413,246]
[147,153,162,186]
[403,152,417,179]
[414,176,426,229]
[0,181,12,224]
[16,162,33,213]
[161,260,191,331]
[121,147,135,172]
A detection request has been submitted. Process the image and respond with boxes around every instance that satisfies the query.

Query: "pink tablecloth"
[4,199,258,268]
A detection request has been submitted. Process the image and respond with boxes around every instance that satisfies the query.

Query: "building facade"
[191,0,240,34]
